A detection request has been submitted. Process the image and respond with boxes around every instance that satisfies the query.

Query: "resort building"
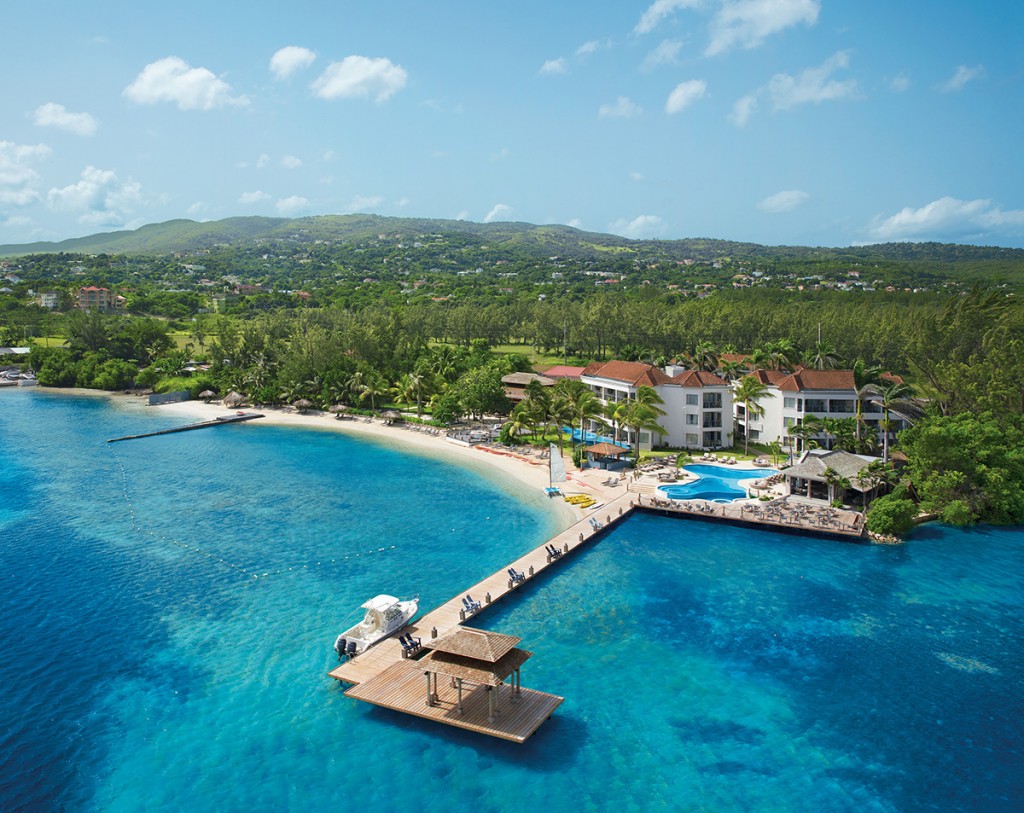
[501,371,555,405]
[76,286,124,312]
[580,360,734,451]
[783,449,883,505]
[735,368,905,452]
[38,292,59,309]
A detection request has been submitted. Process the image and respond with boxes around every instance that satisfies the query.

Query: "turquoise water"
[659,463,779,502]
[2,390,1022,812]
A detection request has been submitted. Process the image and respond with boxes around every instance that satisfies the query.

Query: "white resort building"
[580,360,734,451]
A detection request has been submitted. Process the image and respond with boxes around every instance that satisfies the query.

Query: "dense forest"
[2,215,1022,534]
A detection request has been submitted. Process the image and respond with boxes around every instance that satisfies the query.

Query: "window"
[829,399,855,413]
[805,398,827,413]
[703,413,722,428]
[784,417,795,428]
[703,430,722,447]
[686,414,699,425]
[686,393,699,406]
[685,433,699,446]
[703,392,722,409]
[784,396,796,409]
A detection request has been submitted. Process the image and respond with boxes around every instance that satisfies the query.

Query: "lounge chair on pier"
[463,595,482,613]
[546,544,563,560]
[508,567,526,585]
[400,633,422,655]
[589,517,604,530]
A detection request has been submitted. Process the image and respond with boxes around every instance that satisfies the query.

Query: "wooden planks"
[344,661,564,743]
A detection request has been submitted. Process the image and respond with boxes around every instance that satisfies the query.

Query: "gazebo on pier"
[422,627,530,722]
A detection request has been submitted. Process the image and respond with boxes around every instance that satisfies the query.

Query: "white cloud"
[939,64,985,93]
[768,50,858,111]
[186,202,210,219]
[239,191,270,204]
[599,96,642,118]
[868,196,1024,243]
[665,79,707,114]
[270,46,316,80]
[275,195,309,216]
[539,58,567,76]
[454,210,470,221]
[576,40,603,57]
[345,194,384,213]
[706,0,820,56]
[484,203,514,223]
[0,142,51,205]
[47,166,142,227]
[729,94,758,126]
[32,103,98,136]
[757,189,810,213]
[123,56,248,110]
[256,153,271,169]
[311,55,407,102]
[635,0,699,35]
[641,40,683,71]
[630,171,645,182]
[281,155,302,169]
[567,218,583,228]
[889,74,911,92]
[608,214,665,239]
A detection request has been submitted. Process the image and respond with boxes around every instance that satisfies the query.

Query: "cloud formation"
[47,166,142,226]
[281,155,302,169]
[939,64,985,93]
[270,46,316,80]
[0,141,51,206]
[729,94,758,126]
[32,103,98,136]
[635,0,698,35]
[641,39,683,71]
[608,214,665,239]
[276,195,309,216]
[311,56,407,102]
[539,58,567,76]
[599,96,642,118]
[868,196,1024,242]
[124,57,248,110]
[665,79,707,114]
[707,0,820,56]
[345,194,384,213]
[484,203,514,223]
[239,191,270,204]
[768,50,858,111]
[757,189,809,213]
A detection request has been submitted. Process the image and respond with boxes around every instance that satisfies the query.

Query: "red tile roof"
[671,370,728,387]
[541,365,586,379]
[777,369,856,391]
[581,360,674,386]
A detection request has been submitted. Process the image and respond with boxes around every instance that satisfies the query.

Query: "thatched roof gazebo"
[293,398,314,413]
[198,389,217,403]
[585,441,629,469]
[222,390,246,408]
[422,627,531,721]
[381,409,403,424]
[328,404,350,420]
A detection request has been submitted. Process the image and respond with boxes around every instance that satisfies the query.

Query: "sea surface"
[1,390,1021,812]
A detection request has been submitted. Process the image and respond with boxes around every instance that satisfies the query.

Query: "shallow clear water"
[2,391,1022,812]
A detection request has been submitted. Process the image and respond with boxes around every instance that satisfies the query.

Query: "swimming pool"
[658,463,778,502]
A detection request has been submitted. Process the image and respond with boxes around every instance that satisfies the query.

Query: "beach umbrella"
[223,390,245,408]
[199,389,217,403]
[328,404,349,420]
[293,398,314,413]
[382,409,402,424]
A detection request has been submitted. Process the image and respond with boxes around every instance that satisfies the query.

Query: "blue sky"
[2,1,1022,248]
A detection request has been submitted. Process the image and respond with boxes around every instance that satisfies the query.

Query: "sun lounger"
[508,567,526,585]
[463,594,482,613]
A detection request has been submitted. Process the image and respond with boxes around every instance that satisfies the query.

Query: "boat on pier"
[333,594,419,659]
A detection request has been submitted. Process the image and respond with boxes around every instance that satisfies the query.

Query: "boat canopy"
[361,595,400,612]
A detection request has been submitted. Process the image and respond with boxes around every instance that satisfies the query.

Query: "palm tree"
[685,341,719,372]
[764,339,801,372]
[718,358,745,382]
[870,380,925,462]
[852,359,884,446]
[619,398,668,463]
[806,340,842,370]
[358,372,390,413]
[767,439,783,467]
[824,467,850,505]
[733,375,776,455]
[558,381,603,452]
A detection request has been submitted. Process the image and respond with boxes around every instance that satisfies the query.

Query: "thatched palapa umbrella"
[223,390,246,408]
[199,389,217,403]
[293,398,314,413]
[381,409,402,424]
[328,404,349,420]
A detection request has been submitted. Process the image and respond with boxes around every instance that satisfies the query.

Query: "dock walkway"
[107,412,264,443]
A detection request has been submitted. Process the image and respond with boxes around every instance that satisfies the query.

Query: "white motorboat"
[17,373,38,387]
[333,594,418,659]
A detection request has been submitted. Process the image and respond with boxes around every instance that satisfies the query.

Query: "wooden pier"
[329,484,866,741]
[107,412,264,443]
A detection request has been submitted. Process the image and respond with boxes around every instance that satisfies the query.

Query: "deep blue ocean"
[1,390,1021,812]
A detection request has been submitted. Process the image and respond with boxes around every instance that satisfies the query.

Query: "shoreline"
[96,391,628,529]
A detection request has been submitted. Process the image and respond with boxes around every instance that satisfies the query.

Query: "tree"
[806,340,841,370]
[869,379,925,462]
[733,374,775,455]
[619,393,668,462]
[866,494,918,537]
[556,380,603,451]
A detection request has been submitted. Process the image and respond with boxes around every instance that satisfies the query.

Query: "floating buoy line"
[109,446,397,580]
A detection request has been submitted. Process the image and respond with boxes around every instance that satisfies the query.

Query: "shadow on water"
[361,704,587,769]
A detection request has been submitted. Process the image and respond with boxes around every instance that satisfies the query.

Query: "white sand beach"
[109,394,627,527]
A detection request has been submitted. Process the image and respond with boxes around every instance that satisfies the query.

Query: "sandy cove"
[109,394,629,528]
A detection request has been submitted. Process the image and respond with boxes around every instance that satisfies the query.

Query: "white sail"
[549,443,567,486]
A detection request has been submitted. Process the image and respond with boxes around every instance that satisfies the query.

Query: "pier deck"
[107,412,264,443]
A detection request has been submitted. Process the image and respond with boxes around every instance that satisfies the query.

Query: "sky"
[2,1,1023,249]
